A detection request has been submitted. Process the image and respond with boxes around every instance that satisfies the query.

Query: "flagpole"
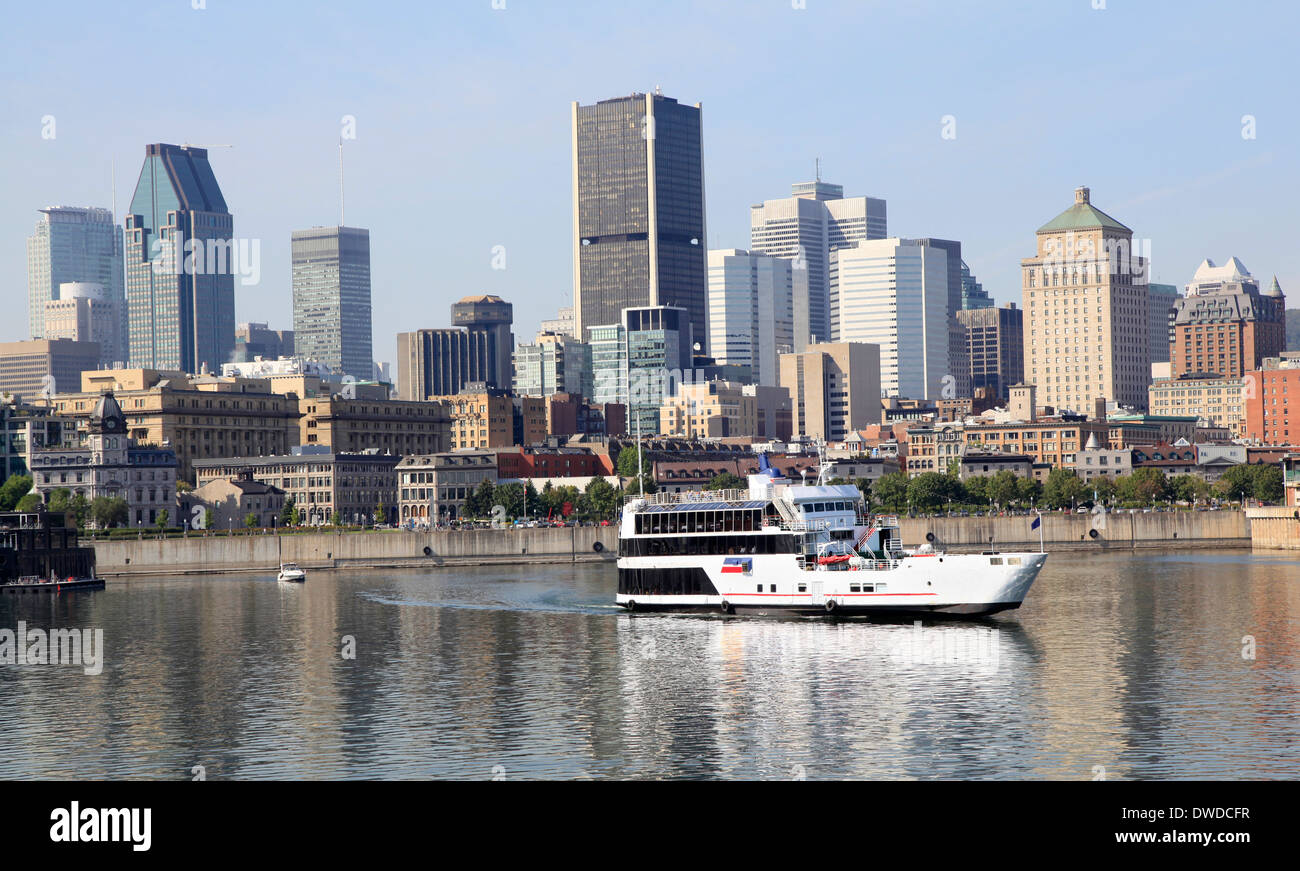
[1037,510,1044,553]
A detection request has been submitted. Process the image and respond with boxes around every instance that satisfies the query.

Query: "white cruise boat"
[616,455,1046,618]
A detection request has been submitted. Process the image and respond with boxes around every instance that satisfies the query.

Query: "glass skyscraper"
[571,92,708,352]
[26,206,125,360]
[292,226,373,379]
[122,144,235,373]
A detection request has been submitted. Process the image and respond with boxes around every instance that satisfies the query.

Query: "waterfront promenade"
[87,510,1253,577]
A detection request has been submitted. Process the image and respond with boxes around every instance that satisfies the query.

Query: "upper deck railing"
[625,488,752,507]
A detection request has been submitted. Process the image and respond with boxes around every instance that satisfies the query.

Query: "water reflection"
[0,550,1296,780]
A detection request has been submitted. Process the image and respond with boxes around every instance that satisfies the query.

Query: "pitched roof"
[1037,202,1131,234]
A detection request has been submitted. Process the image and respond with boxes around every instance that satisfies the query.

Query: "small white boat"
[277,563,306,583]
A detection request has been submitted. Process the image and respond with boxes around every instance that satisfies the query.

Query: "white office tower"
[830,238,949,399]
[707,249,795,387]
[750,179,886,348]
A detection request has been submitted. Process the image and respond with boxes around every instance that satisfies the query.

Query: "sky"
[2,0,1297,366]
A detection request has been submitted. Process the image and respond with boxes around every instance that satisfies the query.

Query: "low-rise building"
[659,380,757,439]
[1074,432,1132,482]
[1148,372,1246,438]
[297,393,450,456]
[193,448,399,526]
[958,451,1033,480]
[184,470,287,530]
[431,385,545,450]
[29,392,178,528]
[905,424,964,475]
[397,450,497,525]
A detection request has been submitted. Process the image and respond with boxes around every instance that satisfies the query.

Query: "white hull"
[277,570,306,583]
[616,551,1047,616]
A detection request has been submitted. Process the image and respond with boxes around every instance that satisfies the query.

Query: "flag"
[1031,516,1041,531]
[721,557,753,575]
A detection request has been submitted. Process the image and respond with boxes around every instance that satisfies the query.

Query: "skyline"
[3,0,1298,361]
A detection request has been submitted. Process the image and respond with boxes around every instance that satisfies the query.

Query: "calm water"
[1,550,1298,780]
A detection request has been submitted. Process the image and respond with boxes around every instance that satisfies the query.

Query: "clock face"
[106,419,118,430]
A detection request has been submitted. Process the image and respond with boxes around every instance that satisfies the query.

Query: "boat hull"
[0,577,106,594]
[616,552,1047,619]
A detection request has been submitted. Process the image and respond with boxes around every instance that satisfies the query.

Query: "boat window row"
[634,508,770,535]
[619,567,718,596]
[621,533,799,557]
[800,500,857,514]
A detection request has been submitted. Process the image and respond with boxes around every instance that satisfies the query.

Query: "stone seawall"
[1244,507,1300,550]
[89,510,1252,577]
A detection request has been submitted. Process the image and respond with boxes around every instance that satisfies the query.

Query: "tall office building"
[292,226,373,379]
[957,303,1024,401]
[513,332,592,400]
[912,238,969,399]
[571,92,708,349]
[122,144,235,373]
[830,239,949,400]
[1169,258,1284,379]
[960,260,992,309]
[234,322,295,362]
[707,249,795,387]
[26,206,125,359]
[1021,187,1149,412]
[750,179,887,346]
[43,282,120,367]
[1147,282,1180,365]
[779,342,882,442]
[396,295,514,400]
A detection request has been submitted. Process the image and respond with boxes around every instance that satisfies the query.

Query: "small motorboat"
[277,563,306,583]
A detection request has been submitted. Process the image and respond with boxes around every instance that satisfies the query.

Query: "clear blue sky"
[3,0,1297,364]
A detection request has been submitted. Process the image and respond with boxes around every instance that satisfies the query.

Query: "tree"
[1214,464,1254,502]
[175,480,194,494]
[155,509,169,532]
[579,477,619,521]
[330,510,341,526]
[15,493,41,512]
[704,472,745,491]
[245,512,258,529]
[1091,476,1117,504]
[1042,469,1086,510]
[1016,475,1042,507]
[280,497,297,528]
[616,444,656,494]
[67,492,90,528]
[963,475,989,506]
[0,474,32,511]
[873,472,909,512]
[1169,474,1208,505]
[90,496,128,529]
[373,501,387,525]
[1251,464,1283,504]
[987,470,1020,509]
[465,480,496,519]
[1126,467,1170,504]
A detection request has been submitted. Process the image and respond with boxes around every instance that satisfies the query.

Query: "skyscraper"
[830,238,949,400]
[912,238,970,399]
[750,179,887,346]
[957,303,1024,401]
[960,260,992,309]
[778,342,882,441]
[571,92,708,348]
[707,249,795,387]
[1021,186,1149,412]
[122,144,235,373]
[1147,282,1180,365]
[26,206,125,361]
[292,226,373,378]
[396,295,514,400]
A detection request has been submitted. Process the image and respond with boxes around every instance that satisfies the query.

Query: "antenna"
[815,157,821,182]
[111,159,116,221]
[338,139,346,227]
[180,143,233,150]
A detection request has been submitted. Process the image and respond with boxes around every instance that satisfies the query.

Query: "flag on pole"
[1030,516,1040,531]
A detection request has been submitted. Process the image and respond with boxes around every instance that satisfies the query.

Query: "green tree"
[175,480,194,494]
[91,495,129,529]
[67,492,91,528]
[987,470,1019,508]
[1127,467,1170,504]
[465,479,496,518]
[1169,474,1208,504]
[616,444,656,494]
[873,472,909,512]
[1251,465,1283,504]
[0,474,33,511]
[280,497,297,527]
[373,501,387,525]
[963,475,990,506]
[1090,476,1117,505]
[1042,469,1086,510]
[155,509,169,532]
[1016,475,1042,507]
[15,493,41,512]
[704,472,745,491]
[579,477,619,521]
[330,510,341,526]
[245,512,258,529]
[1214,464,1254,502]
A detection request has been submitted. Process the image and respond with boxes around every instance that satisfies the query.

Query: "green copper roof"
[1037,202,1131,234]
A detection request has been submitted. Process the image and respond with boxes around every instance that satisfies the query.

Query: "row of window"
[618,567,718,597]
[620,533,799,557]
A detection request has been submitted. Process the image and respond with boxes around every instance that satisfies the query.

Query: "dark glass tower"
[122,144,235,373]
[292,226,373,379]
[571,92,708,351]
